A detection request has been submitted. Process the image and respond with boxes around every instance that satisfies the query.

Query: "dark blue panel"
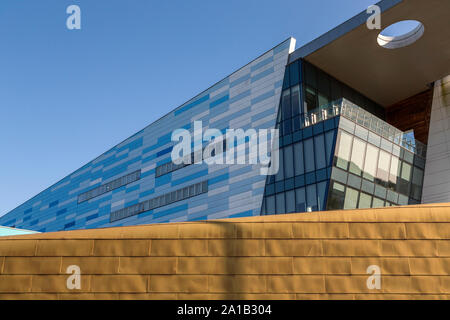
[285,178,295,191]
[275,181,284,193]
[86,213,98,221]
[313,122,324,135]
[157,146,173,157]
[305,172,316,185]
[289,61,300,86]
[295,175,305,188]
[49,200,59,208]
[316,168,328,182]
[324,118,335,131]
[64,221,75,229]
[209,173,229,185]
[282,66,290,89]
[283,135,292,146]
[174,94,209,116]
[210,95,229,108]
[303,126,313,139]
[265,184,275,196]
[293,130,303,142]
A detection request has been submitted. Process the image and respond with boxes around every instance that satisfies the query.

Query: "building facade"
[1,0,449,232]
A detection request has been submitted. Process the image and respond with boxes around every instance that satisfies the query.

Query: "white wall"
[422,75,450,203]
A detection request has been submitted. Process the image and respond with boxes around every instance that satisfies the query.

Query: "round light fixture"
[377,20,424,49]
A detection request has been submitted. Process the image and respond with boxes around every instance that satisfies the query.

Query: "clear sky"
[0,0,378,216]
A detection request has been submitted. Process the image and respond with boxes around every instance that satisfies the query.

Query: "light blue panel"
[0,226,39,237]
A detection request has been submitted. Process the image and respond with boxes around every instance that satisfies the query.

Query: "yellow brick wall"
[0,204,449,300]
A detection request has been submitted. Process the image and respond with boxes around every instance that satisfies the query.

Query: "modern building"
[1,0,449,232]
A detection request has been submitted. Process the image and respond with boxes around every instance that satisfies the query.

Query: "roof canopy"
[291,0,450,106]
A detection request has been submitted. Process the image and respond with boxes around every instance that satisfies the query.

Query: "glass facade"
[328,115,426,210]
[262,58,426,215]
[262,60,337,214]
[261,118,337,214]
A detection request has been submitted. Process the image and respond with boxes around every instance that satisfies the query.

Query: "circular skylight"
[377,20,424,49]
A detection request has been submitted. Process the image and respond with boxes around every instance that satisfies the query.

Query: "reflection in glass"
[282,89,291,120]
[336,131,353,170]
[304,86,317,113]
[286,190,295,213]
[328,182,345,210]
[344,187,358,209]
[294,142,304,176]
[276,193,285,214]
[411,167,424,200]
[376,150,391,187]
[304,138,315,173]
[358,192,372,209]
[314,134,326,170]
[284,146,294,179]
[306,185,317,211]
[349,138,366,176]
[295,187,306,212]
[372,197,385,208]
[389,156,400,190]
[363,144,379,182]
[266,195,275,214]
[291,85,301,116]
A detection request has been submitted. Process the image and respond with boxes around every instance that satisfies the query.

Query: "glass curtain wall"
[261,59,337,215]
[260,58,422,215]
[302,60,385,120]
[327,117,426,210]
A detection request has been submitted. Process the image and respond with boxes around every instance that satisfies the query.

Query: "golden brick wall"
[0,204,449,300]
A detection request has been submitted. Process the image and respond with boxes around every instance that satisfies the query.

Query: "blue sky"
[0,0,378,216]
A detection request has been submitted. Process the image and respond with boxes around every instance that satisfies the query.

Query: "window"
[78,170,141,203]
[284,146,294,179]
[289,61,300,86]
[335,131,352,171]
[318,93,329,109]
[349,138,366,176]
[306,185,317,211]
[327,181,345,210]
[275,147,285,182]
[110,180,208,223]
[304,138,315,173]
[411,167,424,200]
[266,195,275,214]
[291,85,301,117]
[376,150,391,186]
[304,62,317,88]
[363,144,379,182]
[304,86,317,113]
[281,89,291,120]
[294,142,304,176]
[286,190,295,213]
[372,198,385,208]
[389,156,400,190]
[358,192,372,209]
[344,187,359,210]
[276,193,285,214]
[314,134,326,170]
[325,130,335,165]
[317,181,327,211]
[397,162,412,195]
[295,187,306,212]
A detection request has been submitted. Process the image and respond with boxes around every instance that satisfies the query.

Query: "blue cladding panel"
[0,38,294,232]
